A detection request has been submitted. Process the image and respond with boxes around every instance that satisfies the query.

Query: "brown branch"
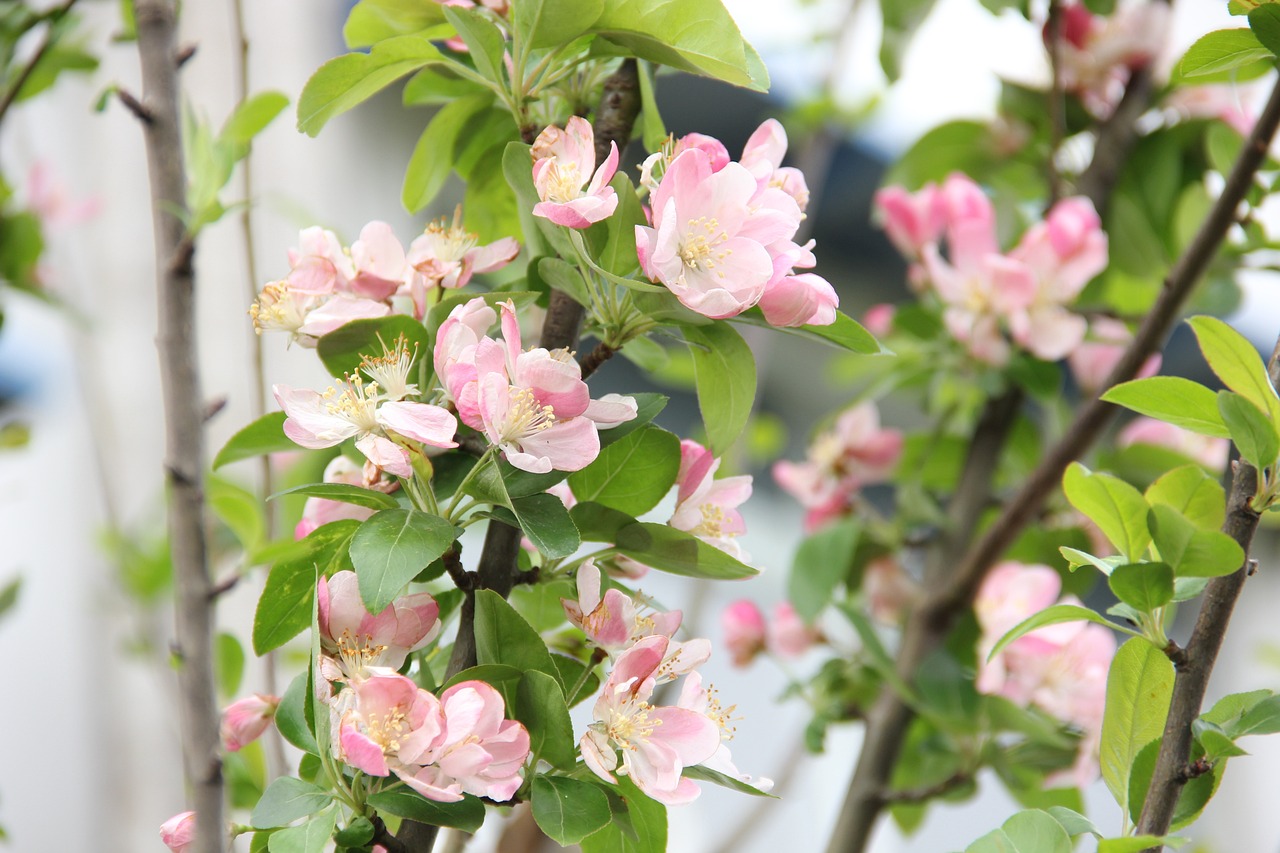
[578,340,617,379]
[1074,66,1153,214]
[825,60,1280,853]
[1135,339,1280,847]
[132,1,223,852]
[881,769,974,805]
[0,0,80,126]
[115,86,154,123]
[371,817,410,853]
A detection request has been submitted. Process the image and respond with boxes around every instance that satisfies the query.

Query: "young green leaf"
[213,411,292,469]
[265,808,337,853]
[511,492,581,559]
[788,519,860,623]
[349,509,457,613]
[208,475,266,551]
[1100,637,1174,818]
[516,671,577,769]
[568,425,680,517]
[1102,378,1230,438]
[1218,390,1280,471]
[1248,3,1280,55]
[532,776,612,845]
[729,308,882,354]
[297,35,446,136]
[343,0,448,48]
[220,91,290,148]
[402,95,493,213]
[1145,465,1226,530]
[275,673,319,755]
[986,604,1136,662]
[684,322,757,455]
[442,5,507,84]
[1108,562,1174,613]
[1148,504,1246,578]
[253,521,361,655]
[682,764,776,797]
[365,790,486,832]
[512,0,605,50]
[1188,315,1280,424]
[1063,463,1152,561]
[270,482,400,511]
[636,60,667,151]
[215,631,246,699]
[579,776,668,853]
[1178,28,1272,78]
[614,522,758,579]
[251,777,332,828]
[474,589,563,684]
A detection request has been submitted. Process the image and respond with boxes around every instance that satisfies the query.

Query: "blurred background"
[2,0,1279,850]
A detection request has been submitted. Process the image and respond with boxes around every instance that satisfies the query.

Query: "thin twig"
[578,340,616,379]
[880,769,974,804]
[0,0,80,126]
[132,1,224,851]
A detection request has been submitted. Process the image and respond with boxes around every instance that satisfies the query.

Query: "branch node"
[175,43,197,68]
[203,396,227,423]
[116,87,154,124]
[1247,558,1259,577]
[514,567,540,587]
[1164,640,1191,671]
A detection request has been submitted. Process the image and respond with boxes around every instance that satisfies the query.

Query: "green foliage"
[568,425,680,516]
[879,0,940,81]
[1108,562,1174,612]
[214,412,292,469]
[349,509,456,612]
[684,322,757,455]
[512,0,605,50]
[614,521,758,579]
[1145,466,1226,530]
[580,777,668,853]
[1147,504,1245,578]
[1249,4,1280,55]
[1063,463,1152,561]
[343,0,448,48]
[474,589,564,685]
[366,789,486,832]
[516,670,577,768]
[963,809,1072,853]
[253,520,360,654]
[1218,390,1280,471]
[1188,315,1280,425]
[316,315,432,380]
[270,482,400,511]
[532,775,613,845]
[251,777,333,828]
[988,605,1135,662]
[1177,29,1273,79]
[402,94,496,213]
[215,631,246,699]
[1101,638,1175,818]
[266,808,336,853]
[788,519,860,623]
[275,673,319,755]
[1102,378,1229,438]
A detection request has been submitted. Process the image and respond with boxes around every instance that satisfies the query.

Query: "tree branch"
[0,0,80,126]
[824,57,1280,853]
[132,1,223,851]
[1134,338,1280,848]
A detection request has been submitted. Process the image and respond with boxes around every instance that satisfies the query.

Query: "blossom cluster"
[974,561,1116,787]
[563,562,766,803]
[319,572,531,802]
[721,599,820,667]
[435,297,637,473]
[1051,0,1167,118]
[876,173,1108,366]
[773,402,902,532]
[250,215,519,343]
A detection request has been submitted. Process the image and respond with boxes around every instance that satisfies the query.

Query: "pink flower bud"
[767,602,820,658]
[220,693,280,752]
[721,600,766,667]
[159,811,196,853]
[862,303,896,337]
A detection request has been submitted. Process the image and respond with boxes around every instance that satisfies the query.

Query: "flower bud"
[220,693,280,752]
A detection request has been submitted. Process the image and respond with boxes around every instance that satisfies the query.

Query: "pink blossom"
[740,119,811,212]
[295,456,395,539]
[862,303,896,337]
[1165,85,1256,137]
[636,148,784,318]
[563,560,694,662]
[669,440,753,560]
[531,117,619,228]
[1067,317,1160,394]
[350,221,411,301]
[767,602,819,657]
[580,636,721,805]
[864,556,916,625]
[287,226,355,295]
[336,673,447,787]
[318,571,440,680]
[974,562,1066,698]
[722,599,766,667]
[293,295,392,343]
[773,402,903,531]
[874,183,944,260]
[759,271,838,327]
[1117,417,1230,471]
[638,132,731,193]
[1055,1,1169,117]
[406,680,532,802]
[677,671,771,793]
[24,160,100,229]
[434,297,498,429]
[159,811,196,853]
[220,693,280,752]
[405,208,519,315]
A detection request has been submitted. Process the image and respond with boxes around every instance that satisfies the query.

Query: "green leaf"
[343,0,447,47]
[684,322,756,455]
[1097,837,1187,853]
[1108,562,1174,613]
[580,776,668,853]
[1045,806,1101,838]
[1191,718,1248,759]
[988,605,1134,662]
[442,5,507,84]
[532,775,612,845]
[1002,810,1073,853]
[1218,390,1280,470]
[589,0,767,91]
[1060,546,1123,576]
[570,501,636,542]
[402,95,493,213]
[636,60,667,152]
[551,654,601,707]
[270,482,400,511]
[1202,688,1273,733]
[251,777,333,828]
[615,522,758,579]
[729,308,881,354]
[220,91,290,148]
[297,35,446,136]
[1101,637,1175,817]
[1226,693,1280,737]
[1102,378,1230,438]
[568,425,680,517]
[253,520,361,654]
[208,474,266,550]
[1188,315,1280,425]
[502,141,571,259]
[215,631,246,699]
[474,589,563,684]
[316,315,431,380]
[349,509,457,613]
[334,816,376,847]
[516,671,577,768]
[267,809,337,853]
[1249,4,1280,54]
[788,519,860,623]
[585,173,647,278]
[1178,28,1273,78]
[681,764,776,797]
[512,493,581,559]
[1063,463,1152,561]
[213,412,292,469]
[366,789,486,832]
[1145,466,1226,530]
[275,672,319,754]
[513,0,604,49]
[1148,504,1246,578]
[537,257,591,306]
[402,64,486,104]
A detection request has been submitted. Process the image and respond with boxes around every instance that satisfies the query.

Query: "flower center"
[361,335,419,402]
[543,159,584,204]
[249,281,308,334]
[322,376,382,433]
[606,701,661,751]
[704,684,738,740]
[335,629,390,675]
[364,706,411,754]
[501,386,556,441]
[678,217,731,275]
[690,503,731,540]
